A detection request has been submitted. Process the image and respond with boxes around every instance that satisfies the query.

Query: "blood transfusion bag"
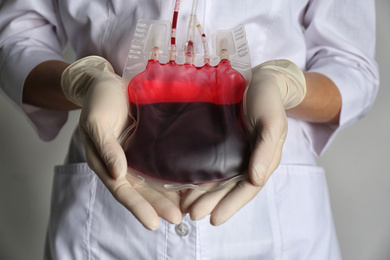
[122,2,252,191]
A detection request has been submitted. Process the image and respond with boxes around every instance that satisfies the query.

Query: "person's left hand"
[180,60,306,225]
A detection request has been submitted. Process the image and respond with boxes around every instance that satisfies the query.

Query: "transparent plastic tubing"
[185,0,198,64]
[196,21,210,64]
[169,0,181,62]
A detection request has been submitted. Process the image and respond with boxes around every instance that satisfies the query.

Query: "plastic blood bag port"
[125,59,251,184]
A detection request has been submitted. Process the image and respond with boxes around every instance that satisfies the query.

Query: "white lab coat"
[0,0,379,259]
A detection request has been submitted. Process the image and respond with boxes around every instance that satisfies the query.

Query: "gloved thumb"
[248,122,286,186]
[80,121,128,180]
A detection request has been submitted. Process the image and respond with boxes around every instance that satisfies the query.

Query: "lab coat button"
[175,222,190,237]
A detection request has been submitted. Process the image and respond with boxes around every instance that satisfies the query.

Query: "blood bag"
[122,2,252,191]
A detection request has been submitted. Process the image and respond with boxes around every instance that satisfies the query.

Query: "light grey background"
[1,1,389,259]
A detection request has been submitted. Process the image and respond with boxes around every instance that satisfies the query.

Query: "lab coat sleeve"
[0,0,68,141]
[301,0,379,156]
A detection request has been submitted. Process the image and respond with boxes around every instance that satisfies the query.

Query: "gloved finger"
[111,178,161,230]
[209,180,262,226]
[264,138,285,180]
[162,189,182,210]
[180,189,208,214]
[249,116,287,186]
[80,117,128,180]
[180,179,235,215]
[135,185,182,225]
[184,184,236,221]
[80,132,161,230]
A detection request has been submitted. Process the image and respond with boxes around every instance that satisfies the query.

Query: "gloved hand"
[181,59,306,225]
[61,56,182,230]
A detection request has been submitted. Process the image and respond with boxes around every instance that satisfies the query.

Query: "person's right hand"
[61,56,182,230]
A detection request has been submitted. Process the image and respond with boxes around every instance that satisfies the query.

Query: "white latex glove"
[61,56,182,230]
[181,59,306,225]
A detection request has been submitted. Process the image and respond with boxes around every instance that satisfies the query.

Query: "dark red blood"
[125,59,251,183]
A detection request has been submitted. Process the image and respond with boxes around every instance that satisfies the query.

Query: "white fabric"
[47,163,339,260]
[0,0,379,259]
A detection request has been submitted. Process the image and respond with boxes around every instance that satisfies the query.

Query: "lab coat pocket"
[45,163,97,260]
[269,164,341,260]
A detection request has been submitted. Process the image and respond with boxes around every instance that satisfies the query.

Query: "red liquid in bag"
[125,59,251,183]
